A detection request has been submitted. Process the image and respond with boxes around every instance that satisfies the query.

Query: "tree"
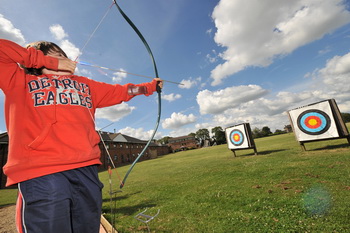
[252,126,272,138]
[261,126,272,137]
[188,132,196,138]
[341,112,350,123]
[274,129,285,135]
[196,128,210,146]
[211,126,226,145]
[252,127,262,138]
[157,136,172,145]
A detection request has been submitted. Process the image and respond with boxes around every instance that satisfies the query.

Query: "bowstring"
[74,2,115,62]
[88,109,123,185]
[76,1,123,186]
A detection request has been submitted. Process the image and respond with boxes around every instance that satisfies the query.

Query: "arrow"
[77,61,184,86]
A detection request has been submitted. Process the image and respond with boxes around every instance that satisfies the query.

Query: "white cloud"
[195,50,350,131]
[0,14,25,45]
[317,52,350,89]
[59,39,81,60]
[310,51,350,111]
[179,77,202,89]
[197,85,269,115]
[95,103,135,122]
[206,50,218,63]
[77,68,93,77]
[210,0,350,86]
[119,126,162,140]
[111,69,127,83]
[49,24,68,41]
[164,127,195,138]
[162,112,197,129]
[162,93,182,102]
[48,24,81,60]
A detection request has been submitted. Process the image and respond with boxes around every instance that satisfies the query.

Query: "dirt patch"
[0,205,16,233]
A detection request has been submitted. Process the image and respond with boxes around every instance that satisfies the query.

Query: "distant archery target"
[225,123,256,151]
[297,109,331,135]
[229,129,244,146]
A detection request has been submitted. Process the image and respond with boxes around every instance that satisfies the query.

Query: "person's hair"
[24,41,68,75]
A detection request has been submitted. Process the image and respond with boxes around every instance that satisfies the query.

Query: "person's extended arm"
[90,78,162,108]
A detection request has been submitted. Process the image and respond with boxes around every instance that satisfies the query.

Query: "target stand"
[288,99,350,151]
[225,123,257,157]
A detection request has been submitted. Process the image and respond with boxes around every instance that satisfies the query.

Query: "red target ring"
[304,115,322,129]
[229,129,244,146]
[297,109,331,135]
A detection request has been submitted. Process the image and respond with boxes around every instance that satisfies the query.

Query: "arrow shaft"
[78,61,184,85]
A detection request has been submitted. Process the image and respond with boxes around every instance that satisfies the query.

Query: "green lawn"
[1,127,350,232]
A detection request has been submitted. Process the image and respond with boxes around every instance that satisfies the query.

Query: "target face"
[288,100,339,142]
[297,110,331,135]
[225,123,254,149]
[229,129,244,146]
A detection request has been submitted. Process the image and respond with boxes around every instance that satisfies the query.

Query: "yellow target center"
[234,135,240,141]
[308,119,318,126]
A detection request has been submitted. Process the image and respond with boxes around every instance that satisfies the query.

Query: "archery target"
[288,100,339,142]
[225,124,251,149]
[229,129,244,146]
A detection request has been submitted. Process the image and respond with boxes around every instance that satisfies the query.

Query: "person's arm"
[0,39,59,90]
[90,78,162,108]
[0,39,58,70]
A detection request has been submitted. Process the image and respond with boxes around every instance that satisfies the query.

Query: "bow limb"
[113,0,162,188]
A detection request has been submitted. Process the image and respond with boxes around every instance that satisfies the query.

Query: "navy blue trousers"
[17,165,103,233]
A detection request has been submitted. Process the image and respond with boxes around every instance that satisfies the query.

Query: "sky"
[1,0,350,140]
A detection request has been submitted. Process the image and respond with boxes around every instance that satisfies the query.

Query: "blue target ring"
[297,109,331,135]
[229,129,244,146]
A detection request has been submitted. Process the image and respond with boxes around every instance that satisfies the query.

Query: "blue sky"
[1,0,350,140]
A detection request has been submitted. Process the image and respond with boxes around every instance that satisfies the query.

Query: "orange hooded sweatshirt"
[0,39,158,186]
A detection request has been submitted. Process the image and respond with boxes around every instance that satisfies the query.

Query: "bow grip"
[156,81,162,93]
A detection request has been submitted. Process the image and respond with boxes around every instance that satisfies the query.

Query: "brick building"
[98,131,170,170]
[167,135,199,152]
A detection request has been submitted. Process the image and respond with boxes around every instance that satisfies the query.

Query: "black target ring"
[297,109,331,135]
[229,129,244,146]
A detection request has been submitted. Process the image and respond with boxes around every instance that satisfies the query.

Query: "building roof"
[113,133,147,143]
[0,132,8,144]
[168,135,195,143]
[99,131,160,146]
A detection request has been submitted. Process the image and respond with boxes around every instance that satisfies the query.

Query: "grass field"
[1,126,350,232]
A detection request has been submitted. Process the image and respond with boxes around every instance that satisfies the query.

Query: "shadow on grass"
[102,190,142,203]
[257,149,287,155]
[234,149,287,157]
[102,190,158,216]
[306,142,350,151]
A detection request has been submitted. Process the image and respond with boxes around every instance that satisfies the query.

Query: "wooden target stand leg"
[231,147,258,157]
[231,149,236,157]
[253,146,258,155]
[300,142,306,151]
